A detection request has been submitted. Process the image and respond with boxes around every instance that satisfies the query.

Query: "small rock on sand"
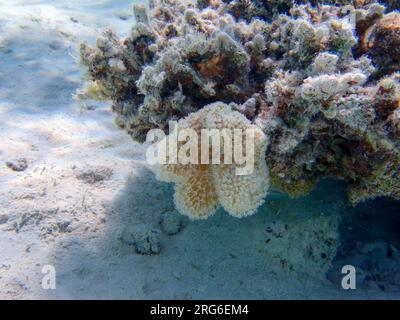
[160,210,183,235]
[6,158,28,172]
[121,223,162,255]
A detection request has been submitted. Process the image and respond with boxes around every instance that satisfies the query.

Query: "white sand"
[0,0,395,299]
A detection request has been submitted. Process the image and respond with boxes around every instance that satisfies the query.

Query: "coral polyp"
[79,0,400,215]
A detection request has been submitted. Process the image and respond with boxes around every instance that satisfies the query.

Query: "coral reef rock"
[79,0,400,210]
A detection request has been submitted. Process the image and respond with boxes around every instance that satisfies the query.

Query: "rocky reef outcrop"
[79,0,400,210]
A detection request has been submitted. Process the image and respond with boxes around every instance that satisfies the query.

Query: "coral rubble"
[79,0,400,212]
[6,158,28,172]
[121,223,162,254]
[160,209,184,235]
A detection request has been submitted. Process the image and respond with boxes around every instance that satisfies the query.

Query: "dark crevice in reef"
[328,197,400,292]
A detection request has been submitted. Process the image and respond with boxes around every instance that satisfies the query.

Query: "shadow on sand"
[44,167,400,299]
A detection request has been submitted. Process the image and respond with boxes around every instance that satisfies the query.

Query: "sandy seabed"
[0,0,399,299]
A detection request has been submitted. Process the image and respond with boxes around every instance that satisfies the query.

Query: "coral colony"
[79,0,400,219]
[146,103,269,219]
